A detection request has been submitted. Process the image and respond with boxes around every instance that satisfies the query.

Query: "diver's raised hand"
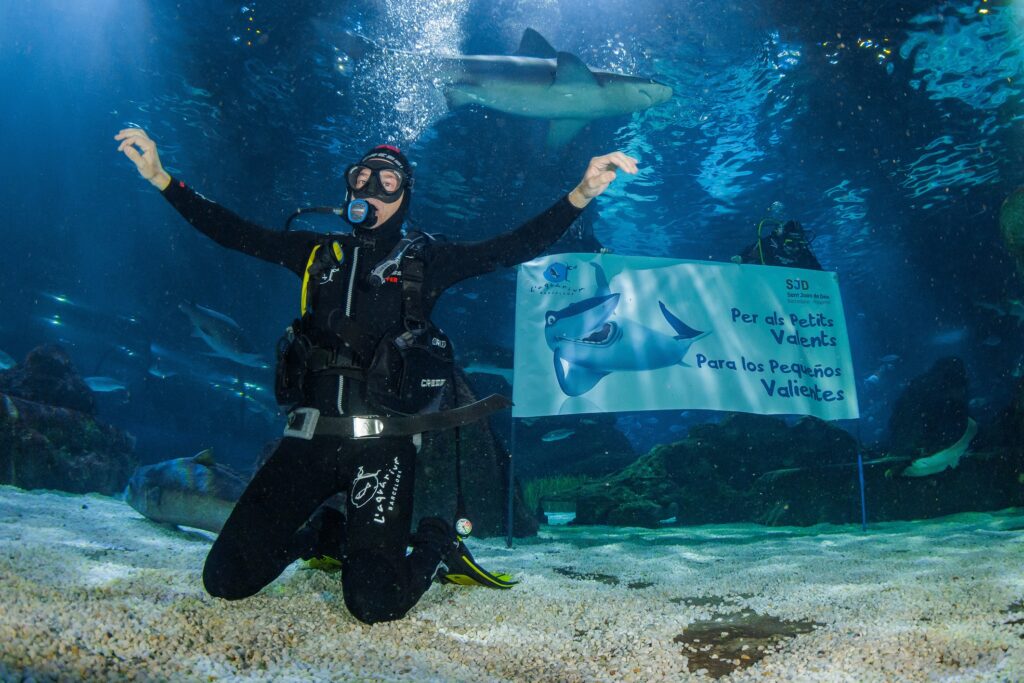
[115,128,172,190]
[567,151,639,209]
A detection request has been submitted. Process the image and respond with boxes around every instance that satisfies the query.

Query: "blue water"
[1,0,1022,466]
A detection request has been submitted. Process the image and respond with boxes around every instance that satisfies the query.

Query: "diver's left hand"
[568,152,639,209]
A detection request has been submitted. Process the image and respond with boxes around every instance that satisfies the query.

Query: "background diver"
[733,202,822,270]
[116,127,637,624]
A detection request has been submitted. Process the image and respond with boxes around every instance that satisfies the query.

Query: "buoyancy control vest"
[274,232,456,416]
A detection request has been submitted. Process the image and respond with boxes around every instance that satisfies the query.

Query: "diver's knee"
[342,558,408,624]
[202,547,258,601]
[344,595,401,625]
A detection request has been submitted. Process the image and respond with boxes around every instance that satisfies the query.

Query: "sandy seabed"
[0,484,1022,682]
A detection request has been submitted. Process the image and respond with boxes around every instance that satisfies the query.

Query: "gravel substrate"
[1,484,1022,682]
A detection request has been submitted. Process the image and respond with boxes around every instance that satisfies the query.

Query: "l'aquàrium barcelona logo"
[543,262,576,283]
[529,261,583,295]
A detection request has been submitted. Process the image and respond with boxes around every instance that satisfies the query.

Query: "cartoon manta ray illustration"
[543,264,710,396]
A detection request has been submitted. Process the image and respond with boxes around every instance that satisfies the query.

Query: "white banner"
[512,253,859,420]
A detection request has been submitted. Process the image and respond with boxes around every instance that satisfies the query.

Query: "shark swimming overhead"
[393,28,673,147]
[543,263,709,396]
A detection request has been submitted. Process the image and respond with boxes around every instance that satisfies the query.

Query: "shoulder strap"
[400,232,432,326]
[300,239,344,316]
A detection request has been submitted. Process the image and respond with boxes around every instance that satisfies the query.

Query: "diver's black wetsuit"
[161,178,581,623]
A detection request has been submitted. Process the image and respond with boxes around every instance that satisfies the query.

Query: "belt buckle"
[352,416,384,438]
[284,407,320,440]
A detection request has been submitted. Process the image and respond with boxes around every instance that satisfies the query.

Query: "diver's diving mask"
[345,162,409,204]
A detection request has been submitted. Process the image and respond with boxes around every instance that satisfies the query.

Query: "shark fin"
[516,28,557,59]
[554,52,599,87]
[659,301,704,340]
[590,262,611,296]
[553,349,609,397]
[546,118,589,148]
[193,448,216,466]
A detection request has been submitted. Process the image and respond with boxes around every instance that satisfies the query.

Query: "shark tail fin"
[659,301,704,340]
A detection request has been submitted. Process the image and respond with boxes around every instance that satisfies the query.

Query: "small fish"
[84,376,128,393]
[0,350,15,370]
[147,364,178,379]
[879,354,900,363]
[930,328,968,346]
[541,428,575,442]
[863,374,881,386]
[124,449,247,533]
[981,335,1002,347]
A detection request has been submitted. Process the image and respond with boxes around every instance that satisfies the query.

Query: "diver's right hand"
[115,128,171,191]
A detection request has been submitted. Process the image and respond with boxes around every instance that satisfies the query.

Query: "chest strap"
[282,394,511,440]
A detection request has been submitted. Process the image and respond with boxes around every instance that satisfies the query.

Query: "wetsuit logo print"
[350,466,381,508]
[373,457,402,525]
[320,267,340,284]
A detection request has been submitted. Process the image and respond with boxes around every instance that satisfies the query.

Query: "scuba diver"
[733,202,822,270]
[115,127,637,624]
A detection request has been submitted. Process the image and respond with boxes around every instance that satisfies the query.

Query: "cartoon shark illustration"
[543,263,709,396]
[901,418,977,477]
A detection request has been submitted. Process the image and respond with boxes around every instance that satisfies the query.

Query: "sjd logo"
[786,278,811,291]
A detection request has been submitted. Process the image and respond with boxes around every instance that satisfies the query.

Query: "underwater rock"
[886,356,968,456]
[575,398,1023,527]
[0,345,95,414]
[575,413,859,527]
[674,610,821,678]
[513,413,636,480]
[0,346,135,495]
[0,391,136,496]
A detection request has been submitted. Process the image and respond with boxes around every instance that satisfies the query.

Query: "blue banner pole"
[857,450,867,532]
[506,419,517,548]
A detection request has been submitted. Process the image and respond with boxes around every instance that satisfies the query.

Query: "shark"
[901,418,978,477]
[124,449,247,534]
[391,28,673,147]
[543,263,709,396]
[178,302,269,369]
